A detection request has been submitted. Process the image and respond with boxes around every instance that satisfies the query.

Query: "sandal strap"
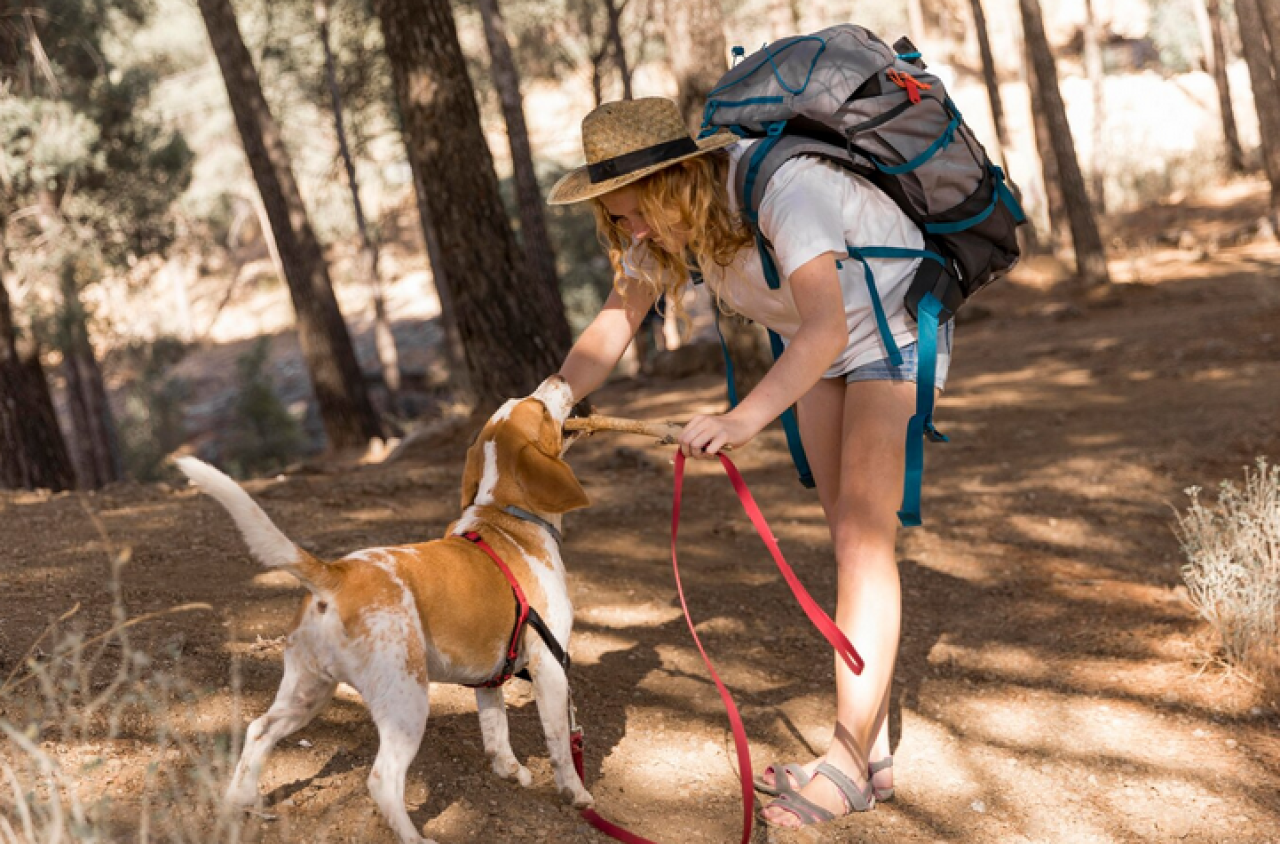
[813,762,875,812]
[766,790,837,825]
[869,755,893,775]
[781,763,812,791]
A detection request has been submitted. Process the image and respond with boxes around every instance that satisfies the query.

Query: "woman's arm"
[558,279,659,402]
[678,252,847,457]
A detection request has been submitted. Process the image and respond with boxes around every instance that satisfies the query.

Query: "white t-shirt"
[626,140,936,378]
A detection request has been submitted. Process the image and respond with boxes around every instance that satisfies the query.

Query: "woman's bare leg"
[762,379,914,826]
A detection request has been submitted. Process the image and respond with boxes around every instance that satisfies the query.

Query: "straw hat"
[547,97,738,205]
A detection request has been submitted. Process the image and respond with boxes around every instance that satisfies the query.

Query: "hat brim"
[546,131,739,206]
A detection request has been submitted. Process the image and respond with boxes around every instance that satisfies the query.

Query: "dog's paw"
[561,785,594,808]
[491,755,533,787]
[223,789,261,813]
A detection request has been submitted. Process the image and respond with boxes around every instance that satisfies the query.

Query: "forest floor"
[3,180,1280,843]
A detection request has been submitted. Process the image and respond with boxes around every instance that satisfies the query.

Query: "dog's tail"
[175,457,340,595]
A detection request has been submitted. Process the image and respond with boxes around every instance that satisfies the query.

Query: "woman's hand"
[678,409,763,460]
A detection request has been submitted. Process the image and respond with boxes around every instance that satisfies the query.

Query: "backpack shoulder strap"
[732,135,873,230]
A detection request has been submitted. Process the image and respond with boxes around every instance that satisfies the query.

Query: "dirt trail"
[2,193,1280,843]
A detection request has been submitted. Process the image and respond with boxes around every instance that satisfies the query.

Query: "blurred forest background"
[1,0,1275,486]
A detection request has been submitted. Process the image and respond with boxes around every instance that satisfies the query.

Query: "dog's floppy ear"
[460,436,486,509]
[516,443,590,514]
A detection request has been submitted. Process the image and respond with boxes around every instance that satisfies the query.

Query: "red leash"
[572,451,864,843]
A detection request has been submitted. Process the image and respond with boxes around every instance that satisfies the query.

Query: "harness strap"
[897,292,948,527]
[457,531,571,687]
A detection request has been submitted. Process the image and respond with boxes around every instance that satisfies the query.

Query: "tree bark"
[1196,0,1246,172]
[1083,0,1106,211]
[1254,0,1280,85]
[0,243,74,492]
[197,0,382,450]
[372,0,573,409]
[57,264,121,488]
[1019,0,1110,284]
[410,167,466,380]
[602,0,634,99]
[1236,0,1280,219]
[1245,0,1280,218]
[476,0,562,314]
[576,0,611,106]
[907,0,928,55]
[316,0,402,412]
[665,1,772,390]
[664,0,728,131]
[967,0,1009,163]
[1023,38,1068,253]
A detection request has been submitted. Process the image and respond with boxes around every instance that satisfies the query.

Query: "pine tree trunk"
[316,0,402,412]
[602,0,633,99]
[1196,0,1246,172]
[197,0,382,450]
[1236,0,1280,219]
[0,256,74,492]
[665,1,772,392]
[1253,0,1280,86]
[968,0,1009,162]
[907,0,927,54]
[410,167,466,380]
[1246,0,1280,218]
[1023,38,1068,253]
[1083,0,1106,211]
[476,0,562,310]
[371,0,572,409]
[57,266,121,488]
[665,0,729,130]
[1019,0,1110,284]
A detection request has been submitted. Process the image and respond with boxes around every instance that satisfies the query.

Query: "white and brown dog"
[176,376,591,844]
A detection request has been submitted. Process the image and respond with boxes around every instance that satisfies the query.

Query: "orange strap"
[886,68,931,104]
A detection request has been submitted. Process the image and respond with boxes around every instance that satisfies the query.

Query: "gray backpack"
[700,24,1027,526]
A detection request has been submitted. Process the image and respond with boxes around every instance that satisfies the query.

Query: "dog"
[176,375,592,844]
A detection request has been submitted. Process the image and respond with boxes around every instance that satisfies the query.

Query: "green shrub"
[118,336,191,481]
[222,338,304,478]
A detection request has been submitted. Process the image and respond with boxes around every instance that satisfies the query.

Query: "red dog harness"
[457,531,570,688]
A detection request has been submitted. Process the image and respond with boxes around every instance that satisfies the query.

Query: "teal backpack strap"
[714,309,741,408]
[897,291,949,527]
[757,234,815,489]
[843,247,902,366]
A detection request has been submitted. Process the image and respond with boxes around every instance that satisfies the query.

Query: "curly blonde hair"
[590,150,754,325]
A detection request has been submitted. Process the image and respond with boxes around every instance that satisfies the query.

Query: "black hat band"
[587,137,700,184]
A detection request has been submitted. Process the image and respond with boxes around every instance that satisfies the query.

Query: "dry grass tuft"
[1176,458,1280,689]
[0,513,248,844]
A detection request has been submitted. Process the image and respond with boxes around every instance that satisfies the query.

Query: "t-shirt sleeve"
[756,159,849,279]
[621,242,653,279]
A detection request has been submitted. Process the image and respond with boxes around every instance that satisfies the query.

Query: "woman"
[547,97,952,829]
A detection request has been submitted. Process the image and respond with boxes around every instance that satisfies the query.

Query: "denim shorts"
[841,322,953,389]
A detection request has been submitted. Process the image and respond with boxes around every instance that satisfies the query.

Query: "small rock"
[298,739,313,748]
[1226,739,1238,748]
[971,800,986,813]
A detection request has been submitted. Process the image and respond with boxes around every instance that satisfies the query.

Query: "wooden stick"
[564,415,684,445]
